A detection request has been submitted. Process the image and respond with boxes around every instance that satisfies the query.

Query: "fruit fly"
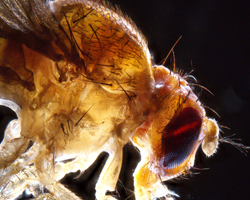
[0,0,248,199]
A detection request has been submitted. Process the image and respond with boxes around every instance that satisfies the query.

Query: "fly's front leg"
[35,193,57,200]
[0,164,82,200]
[45,181,82,200]
[25,181,83,200]
[95,139,123,200]
[0,165,39,200]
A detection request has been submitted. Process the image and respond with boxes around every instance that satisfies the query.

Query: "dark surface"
[1,0,249,200]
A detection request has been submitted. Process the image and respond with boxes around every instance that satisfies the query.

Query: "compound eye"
[160,107,203,169]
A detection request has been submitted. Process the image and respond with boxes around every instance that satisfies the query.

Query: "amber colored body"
[0,1,219,199]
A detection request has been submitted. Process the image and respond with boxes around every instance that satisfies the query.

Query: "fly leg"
[44,181,82,200]
[95,138,123,200]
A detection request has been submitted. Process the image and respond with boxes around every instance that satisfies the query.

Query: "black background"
[106,0,250,200]
[1,0,250,200]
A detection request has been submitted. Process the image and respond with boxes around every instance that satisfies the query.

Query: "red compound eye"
[160,107,202,169]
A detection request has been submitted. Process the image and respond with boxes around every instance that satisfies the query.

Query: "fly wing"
[0,0,82,65]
